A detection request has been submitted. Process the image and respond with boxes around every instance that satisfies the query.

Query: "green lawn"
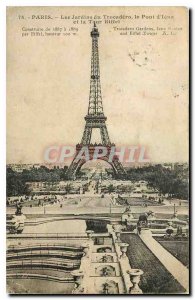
[117,196,162,206]
[121,233,186,294]
[126,197,162,206]
[154,238,189,268]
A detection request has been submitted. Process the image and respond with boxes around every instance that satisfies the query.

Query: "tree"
[6,168,30,197]
[65,183,73,194]
[107,184,115,194]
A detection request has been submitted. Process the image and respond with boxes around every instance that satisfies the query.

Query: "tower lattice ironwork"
[66,23,126,179]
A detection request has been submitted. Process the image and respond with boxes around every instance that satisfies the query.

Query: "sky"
[7,6,188,164]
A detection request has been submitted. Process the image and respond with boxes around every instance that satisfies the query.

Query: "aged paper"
[7,7,189,294]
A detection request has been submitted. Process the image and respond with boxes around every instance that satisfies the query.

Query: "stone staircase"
[71,226,143,294]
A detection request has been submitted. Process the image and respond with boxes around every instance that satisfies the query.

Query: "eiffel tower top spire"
[87,23,104,116]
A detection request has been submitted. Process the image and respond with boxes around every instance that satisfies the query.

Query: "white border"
[1,0,195,6]
[1,0,193,299]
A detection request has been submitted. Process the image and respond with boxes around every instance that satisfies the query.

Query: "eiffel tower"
[66,23,126,180]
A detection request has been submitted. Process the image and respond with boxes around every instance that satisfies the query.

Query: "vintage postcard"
[6,6,189,294]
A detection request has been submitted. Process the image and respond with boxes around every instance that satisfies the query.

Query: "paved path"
[7,202,188,216]
[140,230,189,292]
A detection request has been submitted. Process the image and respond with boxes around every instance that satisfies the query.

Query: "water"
[24,219,86,234]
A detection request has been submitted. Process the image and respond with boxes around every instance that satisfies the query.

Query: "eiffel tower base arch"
[66,144,126,180]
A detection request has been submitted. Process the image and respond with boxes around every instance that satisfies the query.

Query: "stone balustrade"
[71,227,144,294]
[72,238,93,294]
[107,224,144,294]
[107,225,133,293]
[86,230,94,240]
[71,270,85,294]
[115,231,121,243]
[128,269,144,294]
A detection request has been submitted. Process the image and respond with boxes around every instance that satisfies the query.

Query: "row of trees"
[6,166,68,197]
[21,165,68,182]
[7,164,189,199]
[102,183,133,194]
[147,169,189,199]
[7,168,30,197]
[126,165,189,200]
